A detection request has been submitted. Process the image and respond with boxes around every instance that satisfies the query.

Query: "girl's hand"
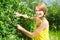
[14,12,23,17]
[23,14,29,18]
[14,12,29,18]
[17,24,23,30]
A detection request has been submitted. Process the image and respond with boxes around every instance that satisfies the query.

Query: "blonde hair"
[35,2,48,15]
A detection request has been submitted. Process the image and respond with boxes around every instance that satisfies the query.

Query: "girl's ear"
[43,15,45,17]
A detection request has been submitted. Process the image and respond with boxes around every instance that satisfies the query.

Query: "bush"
[46,2,60,31]
[0,0,41,40]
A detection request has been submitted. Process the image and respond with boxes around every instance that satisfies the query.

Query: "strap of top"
[39,19,43,23]
[34,19,43,30]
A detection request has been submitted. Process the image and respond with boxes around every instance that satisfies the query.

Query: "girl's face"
[35,7,44,18]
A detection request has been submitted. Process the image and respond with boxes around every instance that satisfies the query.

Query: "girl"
[15,2,49,40]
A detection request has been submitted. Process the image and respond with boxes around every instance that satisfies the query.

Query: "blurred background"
[0,0,60,40]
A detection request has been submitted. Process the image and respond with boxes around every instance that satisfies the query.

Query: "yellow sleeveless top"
[33,19,49,40]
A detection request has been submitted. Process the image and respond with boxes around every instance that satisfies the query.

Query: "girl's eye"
[36,10,38,11]
[39,13,41,15]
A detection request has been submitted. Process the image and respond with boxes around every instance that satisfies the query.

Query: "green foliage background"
[47,1,60,31]
[0,0,60,40]
[0,0,39,40]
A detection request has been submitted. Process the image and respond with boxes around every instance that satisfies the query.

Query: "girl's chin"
[38,16,42,18]
[38,16,43,18]
[37,16,42,18]
[39,16,41,18]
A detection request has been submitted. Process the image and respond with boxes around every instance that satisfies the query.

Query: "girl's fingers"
[14,12,22,17]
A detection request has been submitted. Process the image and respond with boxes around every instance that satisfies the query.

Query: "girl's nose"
[36,11,40,14]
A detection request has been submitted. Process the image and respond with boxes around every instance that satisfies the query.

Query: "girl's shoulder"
[42,18,49,28]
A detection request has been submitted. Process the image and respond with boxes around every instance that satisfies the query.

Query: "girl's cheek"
[39,13,44,17]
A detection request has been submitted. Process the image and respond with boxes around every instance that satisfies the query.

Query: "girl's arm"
[17,24,33,38]
[17,20,48,38]
[14,12,35,20]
